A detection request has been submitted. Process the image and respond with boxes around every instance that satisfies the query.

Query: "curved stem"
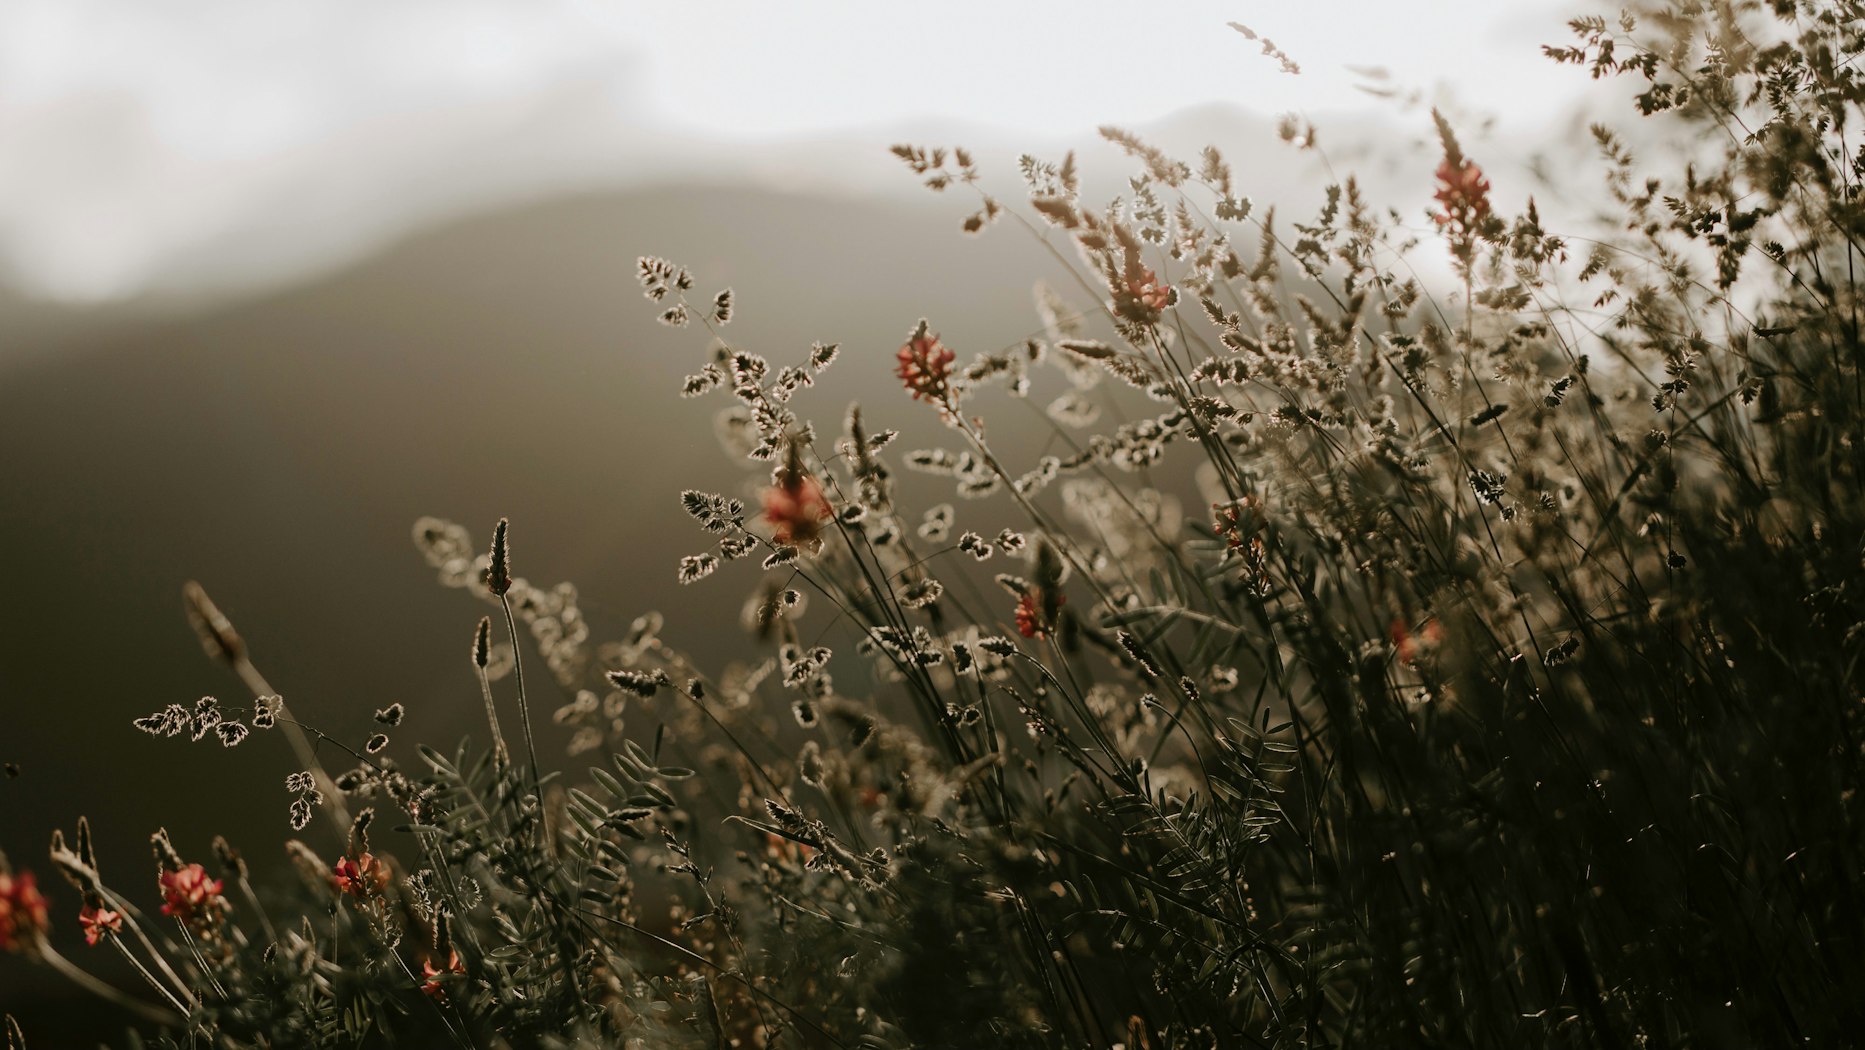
[39,942,184,1027]
[474,665,510,769]
[499,595,543,801]
[96,888,194,1007]
[232,656,353,835]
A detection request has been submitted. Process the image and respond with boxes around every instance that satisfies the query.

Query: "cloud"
[0,0,1581,301]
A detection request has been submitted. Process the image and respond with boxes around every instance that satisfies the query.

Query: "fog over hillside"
[0,93,1621,365]
[0,0,1587,305]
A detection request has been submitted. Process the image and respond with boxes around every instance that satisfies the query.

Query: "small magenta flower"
[79,899,123,946]
[896,321,956,406]
[159,863,225,924]
[0,868,50,955]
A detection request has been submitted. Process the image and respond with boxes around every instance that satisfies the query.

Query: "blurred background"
[0,0,1600,1034]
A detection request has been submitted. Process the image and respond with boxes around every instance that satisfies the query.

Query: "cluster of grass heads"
[4,1,1862,1046]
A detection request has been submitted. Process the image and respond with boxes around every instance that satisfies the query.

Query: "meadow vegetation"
[4,1,1862,1046]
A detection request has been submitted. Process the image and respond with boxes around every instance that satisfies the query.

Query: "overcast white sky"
[0,0,1584,301]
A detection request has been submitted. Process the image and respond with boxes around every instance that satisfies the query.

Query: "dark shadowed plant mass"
[4,1,1863,1046]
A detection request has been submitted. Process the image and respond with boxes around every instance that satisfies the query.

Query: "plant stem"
[498,594,545,812]
[39,941,184,1026]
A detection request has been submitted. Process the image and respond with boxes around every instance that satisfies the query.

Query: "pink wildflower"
[762,475,832,548]
[1015,589,1064,640]
[332,853,389,899]
[897,324,956,405]
[422,951,466,1001]
[1391,617,1446,665]
[79,900,123,946]
[0,869,49,954]
[159,863,224,924]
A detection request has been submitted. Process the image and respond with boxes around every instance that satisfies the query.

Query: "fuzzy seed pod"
[211,836,248,880]
[349,809,374,855]
[474,617,491,669]
[150,828,183,873]
[486,518,512,597]
[75,816,97,873]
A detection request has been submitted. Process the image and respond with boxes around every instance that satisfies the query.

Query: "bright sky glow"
[610,0,1579,135]
[0,0,1583,300]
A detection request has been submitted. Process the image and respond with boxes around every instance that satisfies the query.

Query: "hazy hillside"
[0,109,1492,1033]
[0,180,1116,1028]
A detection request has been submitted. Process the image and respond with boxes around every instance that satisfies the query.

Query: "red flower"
[1015,589,1064,640]
[1390,617,1445,665]
[1130,269,1172,312]
[1212,497,1263,551]
[762,474,832,547]
[1113,267,1172,324]
[897,324,956,405]
[159,863,225,925]
[332,853,389,899]
[0,869,50,954]
[763,832,815,864]
[422,950,467,1001]
[1432,158,1491,227]
[79,901,123,946]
